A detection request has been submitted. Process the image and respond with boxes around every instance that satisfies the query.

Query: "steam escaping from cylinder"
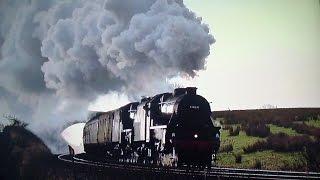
[60,123,86,154]
[154,128,165,141]
[0,0,215,153]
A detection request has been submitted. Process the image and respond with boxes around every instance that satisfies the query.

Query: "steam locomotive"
[83,87,221,167]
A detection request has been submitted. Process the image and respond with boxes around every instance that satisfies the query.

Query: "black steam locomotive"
[83,87,221,167]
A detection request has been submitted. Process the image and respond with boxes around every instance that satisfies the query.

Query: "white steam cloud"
[0,0,214,153]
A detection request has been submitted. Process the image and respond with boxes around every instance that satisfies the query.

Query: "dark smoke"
[0,0,214,153]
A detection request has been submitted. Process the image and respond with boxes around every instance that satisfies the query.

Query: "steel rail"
[58,154,320,179]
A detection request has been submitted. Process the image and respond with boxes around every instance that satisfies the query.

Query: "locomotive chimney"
[141,96,150,102]
[173,88,186,96]
[186,87,197,95]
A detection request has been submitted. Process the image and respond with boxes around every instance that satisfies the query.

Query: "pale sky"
[183,0,320,110]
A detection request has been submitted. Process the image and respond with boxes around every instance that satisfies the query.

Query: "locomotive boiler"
[83,87,221,167]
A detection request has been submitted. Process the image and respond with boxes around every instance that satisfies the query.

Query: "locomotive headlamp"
[194,134,198,138]
[216,133,220,139]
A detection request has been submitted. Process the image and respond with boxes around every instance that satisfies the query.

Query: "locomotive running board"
[150,125,167,129]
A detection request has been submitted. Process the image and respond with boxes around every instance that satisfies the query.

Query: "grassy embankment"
[215,118,320,171]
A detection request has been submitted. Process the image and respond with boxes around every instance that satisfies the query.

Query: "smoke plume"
[0,0,214,153]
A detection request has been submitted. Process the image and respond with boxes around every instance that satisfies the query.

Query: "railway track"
[58,154,320,179]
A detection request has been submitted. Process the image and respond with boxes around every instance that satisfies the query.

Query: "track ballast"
[58,154,320,179]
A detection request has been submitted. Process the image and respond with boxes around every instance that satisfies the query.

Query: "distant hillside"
[212,108,320,124]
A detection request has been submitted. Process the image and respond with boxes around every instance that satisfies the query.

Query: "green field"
[267,124,300,136]
[217,150,307,170]
[305,118,320,128]
[220,130,263,154]
[216,126,308,171]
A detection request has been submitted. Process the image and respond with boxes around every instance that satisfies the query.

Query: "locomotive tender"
[83,87,221,167]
